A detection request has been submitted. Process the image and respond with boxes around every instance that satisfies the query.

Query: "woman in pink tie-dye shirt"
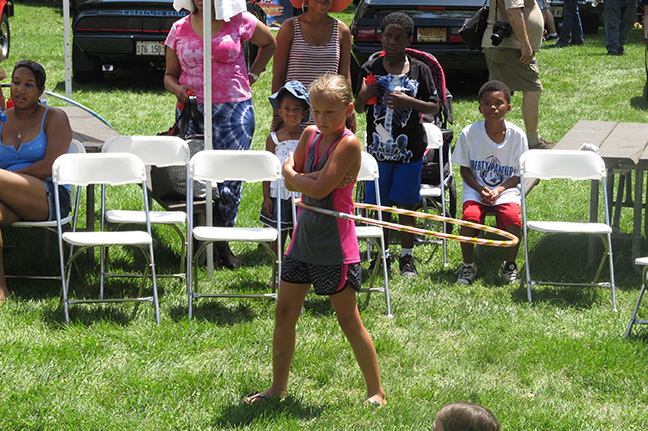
[164,0,275,268]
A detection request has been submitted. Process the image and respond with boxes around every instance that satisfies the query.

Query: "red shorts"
[461,201,521,229]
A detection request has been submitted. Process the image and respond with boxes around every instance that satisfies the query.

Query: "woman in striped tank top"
[272,0,353,126]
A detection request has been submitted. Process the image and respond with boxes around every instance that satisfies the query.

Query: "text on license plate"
[550,7,563,18]
[136,41,165,56]
[417,27,446,43]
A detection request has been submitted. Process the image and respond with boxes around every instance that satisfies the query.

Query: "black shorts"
[281,255,362,296]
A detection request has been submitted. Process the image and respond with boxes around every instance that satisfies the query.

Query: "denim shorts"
[43,180,71,221]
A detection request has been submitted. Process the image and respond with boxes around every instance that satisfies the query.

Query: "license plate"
[550,6,563,18]
[136,41,165,56]
[417,27,446,43]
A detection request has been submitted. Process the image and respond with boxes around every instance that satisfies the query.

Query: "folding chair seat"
[355,151,392,317]
[418,122,455,266]
[102,135,190,279]
[186,150,282,318]
[53,153,160,324]
[520,149,616,310]
[7,139,85,281]
[626,257,648,336]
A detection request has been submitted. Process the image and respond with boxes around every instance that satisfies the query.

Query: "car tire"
[581,15,599,34]
[0,13,10,60]
[72,38,102,83]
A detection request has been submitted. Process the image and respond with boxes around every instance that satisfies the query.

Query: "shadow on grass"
[213,395,323,428]
[43,301,139,327]
[168,300,257,325]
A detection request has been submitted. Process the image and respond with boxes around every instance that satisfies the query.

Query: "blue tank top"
[0,106,50,172]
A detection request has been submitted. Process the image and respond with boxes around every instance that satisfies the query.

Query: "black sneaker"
[399,254,418,278]
[545,33,559,42]
[369,254,392,272]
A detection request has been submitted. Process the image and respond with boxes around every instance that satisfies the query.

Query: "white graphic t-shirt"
[453,119,528,205]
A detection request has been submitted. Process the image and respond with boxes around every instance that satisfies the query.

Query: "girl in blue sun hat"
[260,80,310,256]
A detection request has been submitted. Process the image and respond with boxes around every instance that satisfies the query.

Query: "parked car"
[350,0,487,78]
[0,1,13,60]
[72,0,188,83]
[72,0,266,84]
[548,0,603,34]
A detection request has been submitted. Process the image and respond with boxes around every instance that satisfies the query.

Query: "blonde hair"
[435,402,499,431]
[309,74,356,133]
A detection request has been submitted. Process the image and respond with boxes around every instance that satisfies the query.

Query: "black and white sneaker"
[456,263,477,285]
[399,254,418,278]
[500,261,520,284]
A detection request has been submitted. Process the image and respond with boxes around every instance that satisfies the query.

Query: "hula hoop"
[294,200,519,248]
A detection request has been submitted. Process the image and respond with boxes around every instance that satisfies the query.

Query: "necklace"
[11,107,38,143]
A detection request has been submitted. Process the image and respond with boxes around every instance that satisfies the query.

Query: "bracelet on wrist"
[248,71,259,81]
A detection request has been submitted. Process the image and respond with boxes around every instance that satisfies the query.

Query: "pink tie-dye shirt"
[165,12,257,104]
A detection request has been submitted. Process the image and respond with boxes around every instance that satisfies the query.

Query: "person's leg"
[558,0,575,45]
[522,90,541,145]
[618,0,637,48]
[543,8,558,36]
[504,224,522,264]
[604,0,622,52]
[329,287,386,406]
[571,2,584,44]
[0,171,48,304]
[247,280,310,401]
[644,5,648,42]
[459,225,478,264]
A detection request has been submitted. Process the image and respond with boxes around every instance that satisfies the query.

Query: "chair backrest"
[520,149,606,181]
[53,153,147,186]
[102,135,190,167]
[358,151,379,182]
[423,122,443,150]
[69,139,86,154]
[190,150,281,183]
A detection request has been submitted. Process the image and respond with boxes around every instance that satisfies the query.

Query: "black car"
[350,0,487,76]
[72,1,267,83]
[548,0,603,34]
[72,0,188,83]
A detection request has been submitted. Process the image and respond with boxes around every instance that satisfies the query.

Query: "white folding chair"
[102,135,190,278]
[418,123,452,266]
[626,257,648,336]
[186,150,282,318]
[520,149,616,310]
[7,139,85,281]
[355,151,392,317]
[53,153,160,324]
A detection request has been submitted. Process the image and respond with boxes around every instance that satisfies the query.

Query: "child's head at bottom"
[433,402,500,431]
[309,74,356,133]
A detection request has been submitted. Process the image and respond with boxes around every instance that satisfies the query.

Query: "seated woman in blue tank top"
[0,60,73,305]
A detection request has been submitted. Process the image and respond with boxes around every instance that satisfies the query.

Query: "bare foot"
[364,393,387,407]
[0,285,10,307]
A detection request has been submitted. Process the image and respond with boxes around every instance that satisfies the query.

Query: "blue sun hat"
[269,80,311,123]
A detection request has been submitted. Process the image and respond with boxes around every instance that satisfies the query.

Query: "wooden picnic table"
[553,120,648,263]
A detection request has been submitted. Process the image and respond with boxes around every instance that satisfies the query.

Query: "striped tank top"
[285,16,341,90]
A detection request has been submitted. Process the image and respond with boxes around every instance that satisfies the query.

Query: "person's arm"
[383,92,439,115]
[247,19,277,85]
[14,107,72,179]
[337,21,352,86]
[283,133,361,200]
[354,66,377,114]
[506,7,534,65]
[272,19,294,94]
[164,47,194,104]
[460,166,492,204]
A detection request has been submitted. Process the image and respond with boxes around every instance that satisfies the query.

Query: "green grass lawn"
[1,2,648,430]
